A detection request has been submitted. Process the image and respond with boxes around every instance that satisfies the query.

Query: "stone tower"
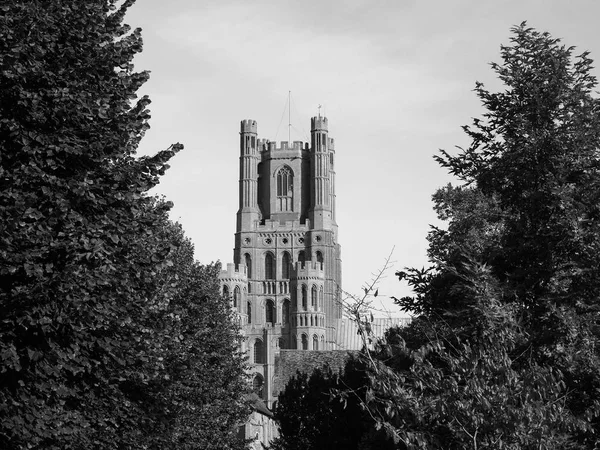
[220,115,342,407]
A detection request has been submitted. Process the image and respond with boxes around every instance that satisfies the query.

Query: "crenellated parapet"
[293,260,324,281]
[241,119,257,134]
[311,116,328,132]
[219,263,249,283]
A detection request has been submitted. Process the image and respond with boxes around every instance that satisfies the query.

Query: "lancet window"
[276,166,293,212]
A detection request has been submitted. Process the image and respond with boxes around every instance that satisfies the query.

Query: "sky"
[126,0,600,316]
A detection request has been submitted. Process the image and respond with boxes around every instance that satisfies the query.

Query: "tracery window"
[313,335,319,350]
[276,166,293,212]
[222,285,229,299]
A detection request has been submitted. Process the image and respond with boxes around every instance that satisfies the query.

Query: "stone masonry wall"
[273,350,355,394]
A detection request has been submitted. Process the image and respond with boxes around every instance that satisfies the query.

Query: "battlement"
[240,119,257,134]
[311,116,328,132]
[256,139,309,152]
[219,263,248,281]
[294,261,324,279]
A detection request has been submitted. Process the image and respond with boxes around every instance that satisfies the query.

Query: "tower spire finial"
[318,104,322,118]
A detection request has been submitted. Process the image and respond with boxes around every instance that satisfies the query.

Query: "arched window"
[282,299,290,325]
[247,301,252,324]
[254,340,264,364]
[233,286,240,308]
[279,338,286,349]
[244,253,252,278]
[266,299,275,324]
[282,252,291,279]
[253,374,264,399]
[222,285,229,299]
[276,166,293,212]
[301,285,307,310]
[313,335,319,350]
[301,334,308,350]
[311,285,317,308]
[265,253,275,280]
[316,251,323,269]
[319,286,324,310]
[298,251,305,269]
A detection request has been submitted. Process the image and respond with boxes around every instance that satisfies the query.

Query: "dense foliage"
[0,1,249,448]
[273,23,600,449]
[270,361,395,450]
[384,23,600,449]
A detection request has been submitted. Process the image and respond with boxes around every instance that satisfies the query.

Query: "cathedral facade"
[219,115,343,407]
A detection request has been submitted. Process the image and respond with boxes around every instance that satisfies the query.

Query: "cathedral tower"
[220,115,342,406]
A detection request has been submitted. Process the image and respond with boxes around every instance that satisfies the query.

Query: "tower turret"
[237,120,259,231]
[310,116,332,229]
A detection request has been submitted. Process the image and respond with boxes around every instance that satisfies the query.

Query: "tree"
[339,23,600,449]
[155,224,251,449]
[0,2,249,448]
[434,23,600,442]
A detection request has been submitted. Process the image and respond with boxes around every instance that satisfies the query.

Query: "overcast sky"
[126,0,600,316]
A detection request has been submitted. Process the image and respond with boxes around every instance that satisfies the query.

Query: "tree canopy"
[0,1,249,448]
[273,23,600,449]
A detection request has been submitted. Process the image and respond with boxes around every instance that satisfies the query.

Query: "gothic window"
[316,251,323,269]
[276,166,293,212]
[253,374,264,399]
[247,301,252,324]
[254,340,264,364]
[301,285,307,310]
[282,299,290,325]
[233,286,240,308]
[266,299,275,324]
[298,251,305,269]
[279,338,286,349]
[313,335,319,350]
[301,334,308,350]
[319,286,324,310]
[282,252,291,279]
[244,253,252,278]
[311,285,317,308]
[222,285,229,299]
[265,252,275,280]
